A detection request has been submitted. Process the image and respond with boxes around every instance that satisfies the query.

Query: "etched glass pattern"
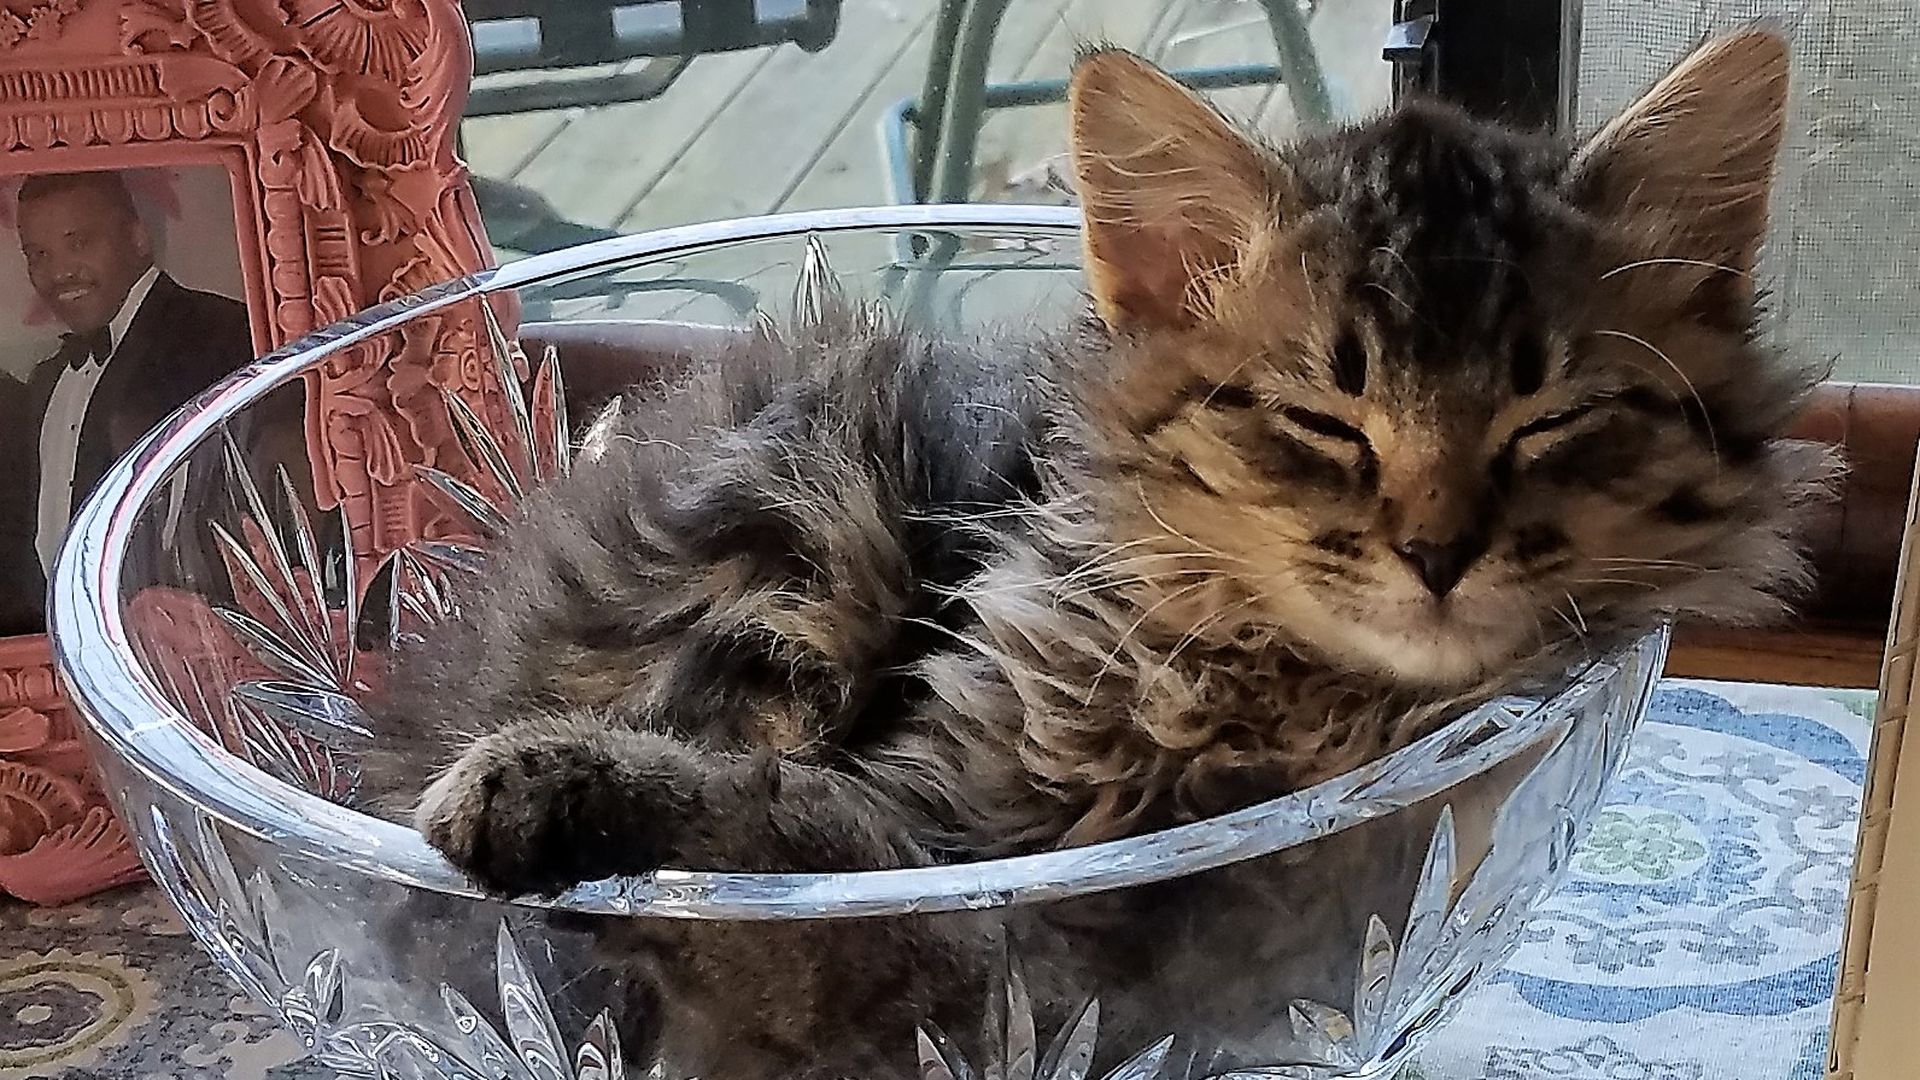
[50,208,1667,1080]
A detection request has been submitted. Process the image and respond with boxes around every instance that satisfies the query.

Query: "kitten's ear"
[1569,26,1790,274]
[1069,48,1274,330]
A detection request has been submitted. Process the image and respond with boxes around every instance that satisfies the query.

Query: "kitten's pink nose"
[1394,536,1486,597]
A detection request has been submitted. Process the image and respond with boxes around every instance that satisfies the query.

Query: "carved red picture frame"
[0,0,499,905]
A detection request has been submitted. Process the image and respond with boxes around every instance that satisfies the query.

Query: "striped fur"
[364,28,1838,1079]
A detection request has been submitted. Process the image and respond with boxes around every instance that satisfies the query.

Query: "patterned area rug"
[0,680,1870,1079]
[1412,679,1870,1080]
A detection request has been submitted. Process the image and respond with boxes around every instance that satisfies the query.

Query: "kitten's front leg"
[416,713,929,896]
[415,715,704,895]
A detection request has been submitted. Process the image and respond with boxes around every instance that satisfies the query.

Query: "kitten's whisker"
[956,400,1019,419]
[1018,537,1167,592]
[952,563,1213,605]
[1193,352,1267,409]
[1587,557,1702,572]
[1599,256,1746,281]
[1590,328,1719,460]
[906,504,1035,524]
[1525,606,1556,651]
[1610,358,1690,407]
[1589,555,1702,565]
[1548,607,1582,640]
[899,615,1001,661]
[1133,484,1260,570]
[1568,576,1662,591]
[987,561,1215,600]
[1591,554,1702,564]
[1362,280,1419,320]
[1562,592,1589,635]
[1053,567,1217,606]
[1061,537,1205,579]
[1085,577,1216,704]
[1031,546,1225,600]
[1152,595,1263,689]
[1371,244,1416,281]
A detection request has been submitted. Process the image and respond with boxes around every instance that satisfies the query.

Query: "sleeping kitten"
[363,27,1836,1079]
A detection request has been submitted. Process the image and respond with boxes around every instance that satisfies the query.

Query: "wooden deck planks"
[455,0,1400,241]
[762,11,943,212]
[458,108,568,181]
[504,49,775,229]
[617,0,935,232]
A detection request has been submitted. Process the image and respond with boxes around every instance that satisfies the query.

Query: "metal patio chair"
[882,0,1333,203]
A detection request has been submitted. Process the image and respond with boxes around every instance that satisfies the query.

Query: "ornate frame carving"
[0,0,498,904]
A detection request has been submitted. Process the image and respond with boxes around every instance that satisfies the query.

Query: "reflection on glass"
[56,210,1664,1080]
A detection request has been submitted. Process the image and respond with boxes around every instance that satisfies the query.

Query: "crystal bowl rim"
[49,202,1662,920]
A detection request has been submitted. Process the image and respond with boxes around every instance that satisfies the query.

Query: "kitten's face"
[1068,33,1835,689]
[1098,233,1802,687]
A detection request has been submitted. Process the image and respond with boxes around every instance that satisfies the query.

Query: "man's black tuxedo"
[0,273,255,634]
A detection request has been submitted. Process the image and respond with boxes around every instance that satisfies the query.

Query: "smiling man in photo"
[12,169,254,605]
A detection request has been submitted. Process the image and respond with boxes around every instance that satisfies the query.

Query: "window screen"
[1572,0,1920,384]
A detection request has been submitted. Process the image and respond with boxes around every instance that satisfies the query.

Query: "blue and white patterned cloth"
[0,680,1869,1078]
[1410,679,1870,1080]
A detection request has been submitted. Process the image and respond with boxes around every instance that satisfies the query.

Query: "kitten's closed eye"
[1267,406,1376,488]
[1278,406,1369,446]
[1490,399,1616,490]
[1503,399,1608,460]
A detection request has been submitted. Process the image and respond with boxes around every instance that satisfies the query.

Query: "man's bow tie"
[62,327,111,370]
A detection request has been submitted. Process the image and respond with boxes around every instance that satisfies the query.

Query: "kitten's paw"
[414,727,703,897]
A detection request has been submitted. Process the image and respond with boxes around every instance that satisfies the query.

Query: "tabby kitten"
[364,25,1834,1077]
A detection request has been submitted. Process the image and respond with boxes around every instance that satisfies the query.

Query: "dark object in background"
[462,0,842,117]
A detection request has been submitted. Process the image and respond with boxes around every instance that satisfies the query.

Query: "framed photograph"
[0,163,260,635]
[0,0,499,905]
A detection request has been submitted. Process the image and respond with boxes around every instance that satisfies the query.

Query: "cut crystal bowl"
[49,206,1666,1080]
